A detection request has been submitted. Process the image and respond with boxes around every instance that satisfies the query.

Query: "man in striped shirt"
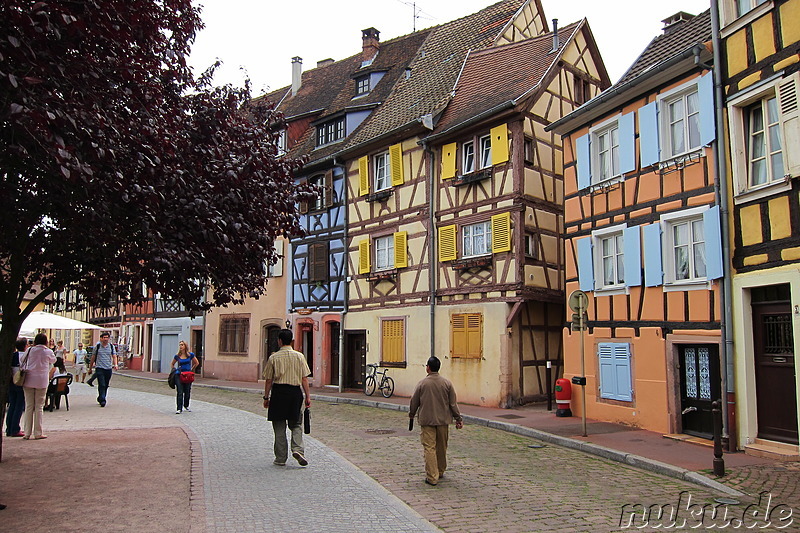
[263,329,311,467]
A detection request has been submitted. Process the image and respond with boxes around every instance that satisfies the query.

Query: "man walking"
[88,333,118,407]
[73,343,88,383]
[409,356,463,486]
[262,329,311,467]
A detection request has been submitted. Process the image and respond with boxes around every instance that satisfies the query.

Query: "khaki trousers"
[420,425,449,484]
[22,387,46,438]
[272,418,304,464]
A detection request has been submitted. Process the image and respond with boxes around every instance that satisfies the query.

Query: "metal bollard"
[712,400,725,477]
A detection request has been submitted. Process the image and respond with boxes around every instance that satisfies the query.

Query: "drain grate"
[496,414,525,420]
[365,429,396,435]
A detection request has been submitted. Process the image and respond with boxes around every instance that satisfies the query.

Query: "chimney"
[291,56,302,96]
[317,58,334,68]
[662,12,694,34]
[551,19,559,53]
[362,27,380,65]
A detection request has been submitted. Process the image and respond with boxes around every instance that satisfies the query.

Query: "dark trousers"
[96,368,112,403]
[5,384,25,435]
[176,378,192,410]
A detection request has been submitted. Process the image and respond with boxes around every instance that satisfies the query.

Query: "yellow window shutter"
[390,143,404,186]
[466,313,483,359]
[358,156,370,196]
[491,212,511,253]
[394,231,408,268]
[490,124,509,165]
[451,314,466,358]
[382,319,404,363]
[438,225,457,262]
[358,239,371,274]
[441,142,457,180]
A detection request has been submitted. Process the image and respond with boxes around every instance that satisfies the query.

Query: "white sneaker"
[184,407,191,412]
[175,410,181,414]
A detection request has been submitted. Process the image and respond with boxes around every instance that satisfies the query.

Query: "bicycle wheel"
[381,376,395,398]
[364,375,376,396]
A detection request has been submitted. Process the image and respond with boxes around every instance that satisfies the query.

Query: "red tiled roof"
[432,21,582,136]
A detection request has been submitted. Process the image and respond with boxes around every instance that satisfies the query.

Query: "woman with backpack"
[170,341,197,414]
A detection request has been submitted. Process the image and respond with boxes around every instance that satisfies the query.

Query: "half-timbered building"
[425,20,608,406]
[549,11,726,437]
[719,0,800,457]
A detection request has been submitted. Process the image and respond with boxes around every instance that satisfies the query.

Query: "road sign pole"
[580,312,587,437]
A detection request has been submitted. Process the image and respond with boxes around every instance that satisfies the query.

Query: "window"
[308,242,328,282]
[663,88,701,158]
[746,97,784,187]
[316,117,345,147]
[598,232,624,288]
[374,235,394,270]
[219,316,249,354]
[463,221,492,258]
[666,217,706,283]
[276,129,287,156]
[299,171,333,213]
[524,137,534,164]
[266,239,284,277]
[596,125,620,182]
[598,343,632,401]
[524,233,538,258]
[440,125,509,180]
[381,318,405,365]
[577,114,635,189]
[451,313,482,359]
[358,144,404,196]
[355,76,370,96]
[462,141,475,173]
[309,174,325,211]
[374,152,390,191]
[736,0,768,17]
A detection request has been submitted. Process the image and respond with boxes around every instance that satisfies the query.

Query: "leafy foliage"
[0,1,308,394]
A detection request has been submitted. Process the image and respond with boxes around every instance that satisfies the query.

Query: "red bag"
[179,371,195,384]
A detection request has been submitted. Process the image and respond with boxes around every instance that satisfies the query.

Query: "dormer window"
[355,76,370,96]
[316,117,345,147]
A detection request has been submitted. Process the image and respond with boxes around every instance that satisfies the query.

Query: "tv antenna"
[395,0,434,32]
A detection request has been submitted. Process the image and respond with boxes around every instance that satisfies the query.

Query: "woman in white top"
[21,333,56,439]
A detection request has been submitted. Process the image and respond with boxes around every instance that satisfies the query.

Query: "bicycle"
[364,363,395,398]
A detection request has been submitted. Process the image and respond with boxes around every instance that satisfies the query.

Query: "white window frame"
[590,116,622,185]
[728,77,792,203]
[478,135,492,169]
[462,141,475,174]
[658,79,702,160]
[277,129,287,156]
[661,206,709,288]
[374,152,390,191]
[462,221,492,258]
[308,174,325,211]
[374,234,394,271]
[355,76,370,96]
[720,0,772,36]
[591,224,626,292]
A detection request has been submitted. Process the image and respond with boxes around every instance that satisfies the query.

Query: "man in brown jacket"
[409,355,463,486]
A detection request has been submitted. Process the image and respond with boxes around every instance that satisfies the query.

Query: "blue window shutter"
[613,343,633,401]
[639,101,660,167]
[643,223,663,287]
[576,134,591,189]
[698,72,716,146]
[576,237,594,292]
[704,206,724,280]
[618,112,636,175]
[598,343,615,399]
[623,226,641,287]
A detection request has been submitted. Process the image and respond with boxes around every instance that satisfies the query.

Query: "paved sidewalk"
[45,384,439,533]
[117,369,784,497]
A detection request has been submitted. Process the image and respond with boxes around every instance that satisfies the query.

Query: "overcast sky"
[189,0,711,95]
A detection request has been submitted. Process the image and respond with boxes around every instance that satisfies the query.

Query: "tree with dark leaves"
[0,0,308,438]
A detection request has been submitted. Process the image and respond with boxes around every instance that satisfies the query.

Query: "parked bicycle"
[364,363,395,398]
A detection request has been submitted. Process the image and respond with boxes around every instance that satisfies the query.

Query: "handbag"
[167,369,177,389]
[12,348,31,386]
[303,407,311,434]
[179,371,195,384]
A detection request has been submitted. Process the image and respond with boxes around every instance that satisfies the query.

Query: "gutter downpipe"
[423,140,437,360]
[710,0,735,450]
[334,158,348,393]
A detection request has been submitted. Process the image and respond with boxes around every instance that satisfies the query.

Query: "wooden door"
[329,322,340,386]
[680,344,721,439]
[752,302,798,444]
[344,331,367,389]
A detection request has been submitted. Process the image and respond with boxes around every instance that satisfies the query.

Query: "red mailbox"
[555,378,572,417]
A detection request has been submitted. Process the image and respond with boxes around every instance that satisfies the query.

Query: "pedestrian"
[170,340,197,414]
[21,333,56,439]
[54,340,68,362]
[262,329,311,467]
[73,343,88,382]
[409,355,464,486]
[5,338,27,437]
[87,332,118,407]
